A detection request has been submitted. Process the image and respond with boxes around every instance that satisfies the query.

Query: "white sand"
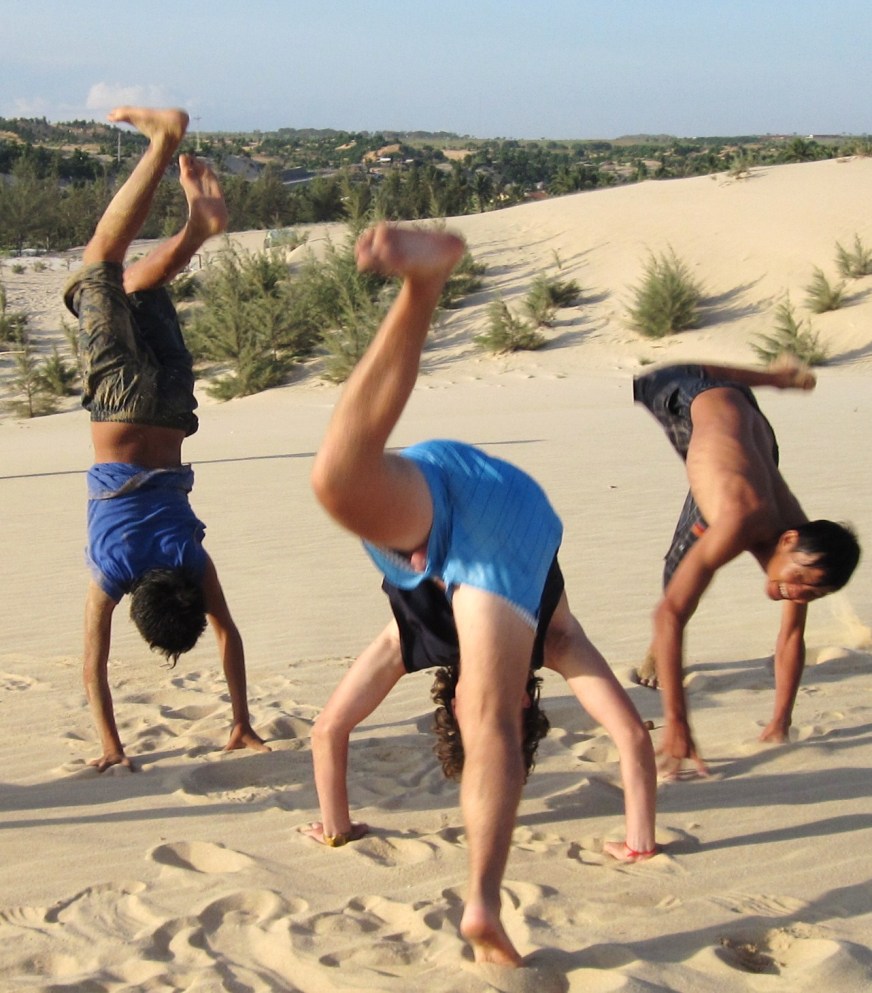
[2,159,872,992]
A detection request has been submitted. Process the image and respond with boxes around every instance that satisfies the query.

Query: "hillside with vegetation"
[1,118,869,255]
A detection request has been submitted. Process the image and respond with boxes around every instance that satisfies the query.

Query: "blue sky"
[2,1,871,138]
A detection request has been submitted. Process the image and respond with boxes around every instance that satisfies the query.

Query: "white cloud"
[85,82,175,113]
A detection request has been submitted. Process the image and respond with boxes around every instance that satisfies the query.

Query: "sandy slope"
[2,159,872,992]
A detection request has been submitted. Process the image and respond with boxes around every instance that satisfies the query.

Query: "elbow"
[311,454,348,522]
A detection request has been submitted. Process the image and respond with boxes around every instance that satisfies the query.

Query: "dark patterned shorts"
[633,364,778,588]
[64,261,198,436]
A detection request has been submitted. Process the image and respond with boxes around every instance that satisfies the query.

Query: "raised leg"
[83,107,189,266]
[123,154,228,292]
[311,224,465,552]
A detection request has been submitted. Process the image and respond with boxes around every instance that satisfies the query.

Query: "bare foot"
[356,223,465,284]
[107,106,189,148]
[460,900,523,966]
[768,354,816,391]
[632,650,659,689]
[179,155,228,241]
[758,718,790,743]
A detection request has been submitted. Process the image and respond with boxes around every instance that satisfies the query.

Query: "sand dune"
[2,159,872,992]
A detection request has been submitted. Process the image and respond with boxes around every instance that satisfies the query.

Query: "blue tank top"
[86,463,207,602]
[364,440,562,626]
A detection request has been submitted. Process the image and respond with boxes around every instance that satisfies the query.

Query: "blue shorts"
[64,261,198,436]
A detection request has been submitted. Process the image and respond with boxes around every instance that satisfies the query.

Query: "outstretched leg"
[83,106,189,267]
[311,224,465,552]
[123,154,228,293]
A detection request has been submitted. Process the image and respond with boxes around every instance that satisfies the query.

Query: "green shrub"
[475,298,544,353]
[0,282,29,344]
[62,318,83,377]
[628,250,703,338]
[835,234,872,278]
[804,267,844,313]
[184,241,311,399]
[752,297,828,366]
[441,248,485,309]
[522,273,581,327]
[288,233,394,383]
[168,269,199,303]
[36,344,78,396]
[5,337,58,417]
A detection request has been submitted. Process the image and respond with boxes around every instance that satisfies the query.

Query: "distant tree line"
[2,118,870,254]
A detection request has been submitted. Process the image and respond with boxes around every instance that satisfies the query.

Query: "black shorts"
[383,557,565,674]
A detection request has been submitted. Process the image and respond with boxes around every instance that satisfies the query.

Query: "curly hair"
[129,568,207,665]
[430,665,550,781]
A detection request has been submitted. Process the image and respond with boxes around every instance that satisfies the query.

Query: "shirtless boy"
[309,223,657,966]
[64,107,268,771]
[634,361,860,777]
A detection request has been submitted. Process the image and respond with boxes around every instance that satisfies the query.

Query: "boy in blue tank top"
[64,107,267,772]
[308,224,657,967]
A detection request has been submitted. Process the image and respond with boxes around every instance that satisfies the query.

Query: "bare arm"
[306,622,407,845]
[652,524,749,776]
[201,554,270,754]
[83,581,130,771]
[543,598,657,861]
[760,601,808,742]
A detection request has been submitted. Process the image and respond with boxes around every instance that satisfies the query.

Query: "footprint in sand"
[159,703,221,722]
[573,739,617,764]
[197,889,307,933]
[182,749,306,804]
[0,671,42,691]
[471,957,570,993]
[350,831,456,867]
[292,893,453,973]
[712,925,872,985]
[711,891,807,917]
[149,840,254,874]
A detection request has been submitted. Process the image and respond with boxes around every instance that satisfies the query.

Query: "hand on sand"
[632,650,660,689]
[89,751,134,773]
[303,821,369,846]
[224,722,271,753]
[758,717,791,743]
[603,840,660,862]
[658,718,709,781]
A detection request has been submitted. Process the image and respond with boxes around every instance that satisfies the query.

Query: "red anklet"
[626,844,657,858]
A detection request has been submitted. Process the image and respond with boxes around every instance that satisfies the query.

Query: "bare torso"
[91,422,186,468]
[686,387,807,565]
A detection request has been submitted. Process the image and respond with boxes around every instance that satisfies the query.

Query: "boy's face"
[765,533,833,603]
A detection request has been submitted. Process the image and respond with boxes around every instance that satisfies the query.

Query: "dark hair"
[430,666,550,782]
[129,568,207,664]
[794,520,861,591]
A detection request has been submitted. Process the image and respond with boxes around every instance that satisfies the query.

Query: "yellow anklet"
[323,831,351,848]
